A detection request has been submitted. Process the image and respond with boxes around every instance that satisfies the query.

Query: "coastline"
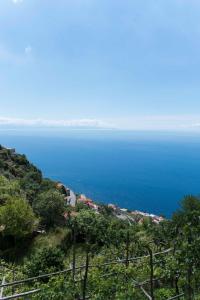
[57,182,164,225]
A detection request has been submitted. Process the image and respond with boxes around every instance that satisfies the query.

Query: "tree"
[0,196,36,239]
[67,210,110,299]
[172,196,200,300]
[33,190,66,228]
[71,210,109,245]
[0,175,23,204]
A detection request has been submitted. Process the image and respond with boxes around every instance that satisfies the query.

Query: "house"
[120,208,128,212]
[56,182,76,207]
[64,188,76,207]
[86,201,99,211]
[78,194,87,202]
[108,204,117,210]
[6,148,15,154]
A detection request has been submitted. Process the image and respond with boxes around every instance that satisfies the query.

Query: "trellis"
[0,247,185,300]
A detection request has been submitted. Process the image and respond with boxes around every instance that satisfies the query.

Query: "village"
[56,182,164,225]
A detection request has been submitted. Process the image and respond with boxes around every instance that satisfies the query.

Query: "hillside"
[0,145,57,203]
[0,146,41,180]
[0,146,200,299]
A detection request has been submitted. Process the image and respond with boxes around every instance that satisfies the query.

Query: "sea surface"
[1,129,200,217]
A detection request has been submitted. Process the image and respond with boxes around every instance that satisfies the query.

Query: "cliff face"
[0,145,55,203]
[0,145,42,181]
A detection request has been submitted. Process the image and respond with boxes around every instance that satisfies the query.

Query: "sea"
[1,129,200,217]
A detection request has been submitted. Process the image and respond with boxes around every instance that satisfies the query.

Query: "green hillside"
[0,145,58,203]
[0,145,200,299]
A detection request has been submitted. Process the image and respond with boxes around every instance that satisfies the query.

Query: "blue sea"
[1,129,200,217]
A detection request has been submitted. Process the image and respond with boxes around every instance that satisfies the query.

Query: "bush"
[25,247,65,277]
[0,196,37,239]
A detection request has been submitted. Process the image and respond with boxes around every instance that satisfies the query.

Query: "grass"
[26,227,71,257]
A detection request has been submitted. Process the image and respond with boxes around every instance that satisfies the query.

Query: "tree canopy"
[0,196,36,239]
[33,190,66,228]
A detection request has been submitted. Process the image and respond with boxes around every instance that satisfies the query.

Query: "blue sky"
[1,0,200,130]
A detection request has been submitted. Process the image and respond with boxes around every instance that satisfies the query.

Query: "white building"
[65,188,76,207]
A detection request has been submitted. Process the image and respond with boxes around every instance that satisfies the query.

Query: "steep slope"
[0,145,55,203]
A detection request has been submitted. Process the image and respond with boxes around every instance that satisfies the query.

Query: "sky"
[1,0,200,131]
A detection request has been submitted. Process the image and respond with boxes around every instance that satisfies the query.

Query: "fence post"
[125,230,130,268]
[82,245,89,300]
[72,227,76,281]
[146,246,154,300]
[0,277,6,299]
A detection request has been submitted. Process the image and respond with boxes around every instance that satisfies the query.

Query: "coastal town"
[56,182,164,225]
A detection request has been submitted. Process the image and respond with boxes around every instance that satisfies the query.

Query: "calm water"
[1,130,200,217]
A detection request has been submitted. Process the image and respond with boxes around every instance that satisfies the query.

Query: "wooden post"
[147,246,154,300]
[125,230,130,268]
[187,266,193,300]
[12,266,15,295]
[186,236,193,300]
[82,245,89,300]
[174,274,179,296]
[0,277,6,299]
[72,227,76,281]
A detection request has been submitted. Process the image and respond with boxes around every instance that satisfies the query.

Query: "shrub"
[25,247,65,277]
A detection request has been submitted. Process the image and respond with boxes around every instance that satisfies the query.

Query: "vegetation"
[33,190,66,228]
[0,145,200,299]
[0,196,36,239]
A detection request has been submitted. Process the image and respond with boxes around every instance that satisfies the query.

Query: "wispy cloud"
[12,0,23,4]
[1,116,200,131]
[115,115,200,131]
[0,117,114,129]
[188,122,200,128]
[25,45,32,55]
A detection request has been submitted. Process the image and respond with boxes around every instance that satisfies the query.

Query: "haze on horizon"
[1,0,200,131]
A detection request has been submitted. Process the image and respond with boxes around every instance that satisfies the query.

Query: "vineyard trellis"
[0,247,185,300]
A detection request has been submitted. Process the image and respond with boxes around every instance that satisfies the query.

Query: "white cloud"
[0,117,113,129]
[2,115,200,131]
[114,115,200,131]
